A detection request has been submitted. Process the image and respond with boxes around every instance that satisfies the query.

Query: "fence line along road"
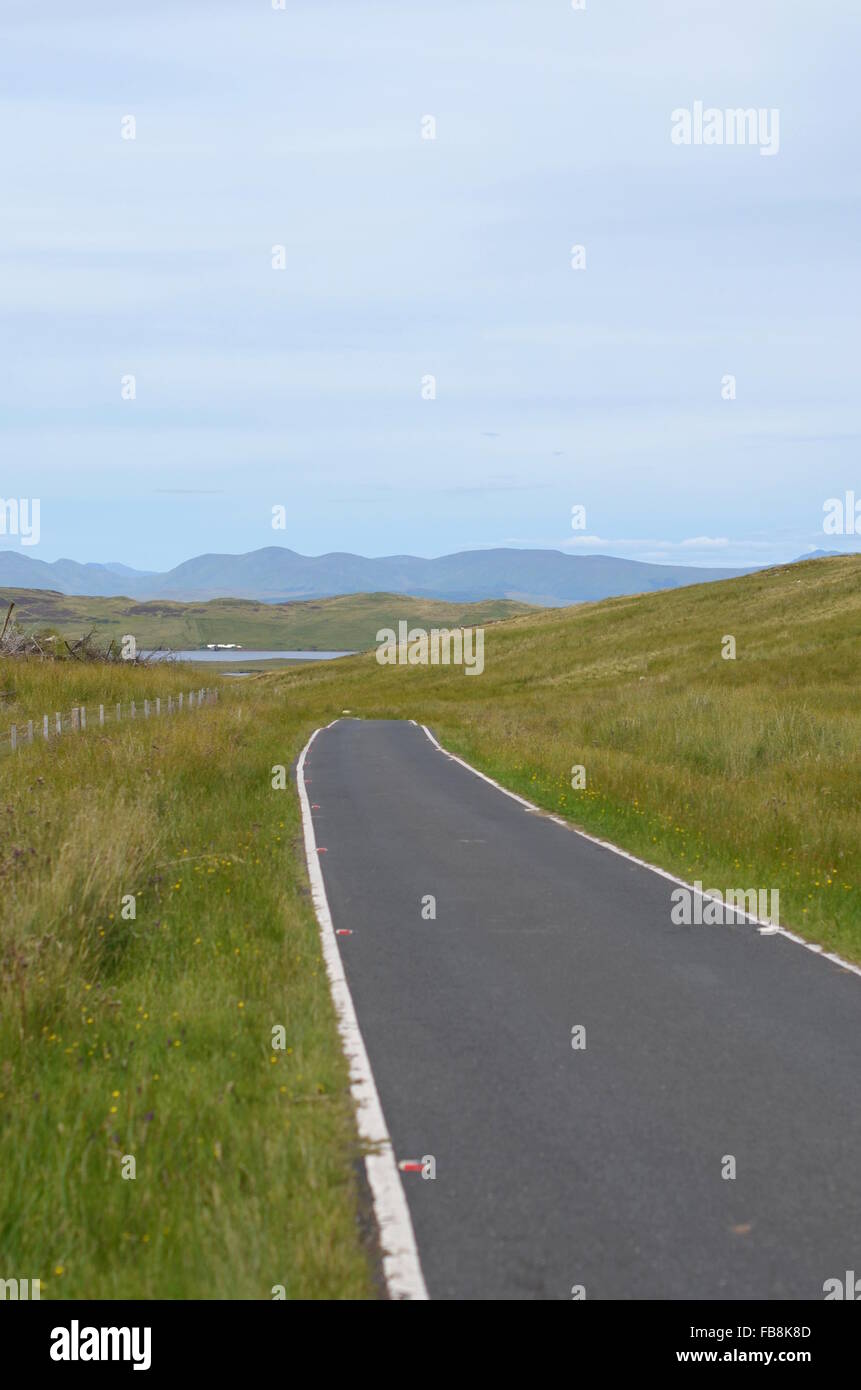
[6,687,219,753]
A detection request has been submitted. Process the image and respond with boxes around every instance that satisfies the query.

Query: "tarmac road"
[302,718,861,1300]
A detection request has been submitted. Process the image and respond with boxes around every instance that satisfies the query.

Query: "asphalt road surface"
[304,718,861,1300]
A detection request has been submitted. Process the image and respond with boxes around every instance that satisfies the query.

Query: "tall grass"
[0,656,199,734]
[0,668,376,1299]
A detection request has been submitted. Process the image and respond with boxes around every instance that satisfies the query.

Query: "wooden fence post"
[116,703,122,722]
[26,720,33,742]
[80,707,86,730]
[42,714,49,739]
[71,707,79,732]
[55,712,62,734]
[99,704,105,726]
[10,725,16,751]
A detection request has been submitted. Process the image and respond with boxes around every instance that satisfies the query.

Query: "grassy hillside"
[0,588,532,653]
[2,555,857,1300]
[273,556,861,962]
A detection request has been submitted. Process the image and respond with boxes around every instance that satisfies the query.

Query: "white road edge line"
[296,726,430,1301]
[419,724,861,982]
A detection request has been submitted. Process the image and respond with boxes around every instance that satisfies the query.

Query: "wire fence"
[5,687,220,754]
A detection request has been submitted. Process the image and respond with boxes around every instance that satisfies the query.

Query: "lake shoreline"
[142,648,357,665]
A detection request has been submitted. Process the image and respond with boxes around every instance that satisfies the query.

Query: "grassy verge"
[274,556,861,963]
[0,658,376,1299]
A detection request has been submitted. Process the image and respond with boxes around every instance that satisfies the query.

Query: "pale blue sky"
[1,0,859,570]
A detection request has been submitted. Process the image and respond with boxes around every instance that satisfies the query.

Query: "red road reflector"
[336,929,352,936]
[398,1160,424,1173]
[317,847,328,854]
[311,804,320,809]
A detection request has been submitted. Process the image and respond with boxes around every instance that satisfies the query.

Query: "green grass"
[0,659,376,1299]
[2,554,858,1300]
[0,587,533,653]
[272,556,861,963]
[0,655,203,738]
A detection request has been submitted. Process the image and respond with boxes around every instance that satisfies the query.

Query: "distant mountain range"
[0,546,756,606]
[0,546,759,607]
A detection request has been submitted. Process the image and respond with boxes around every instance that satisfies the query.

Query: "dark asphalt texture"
[305,719,861,1301]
